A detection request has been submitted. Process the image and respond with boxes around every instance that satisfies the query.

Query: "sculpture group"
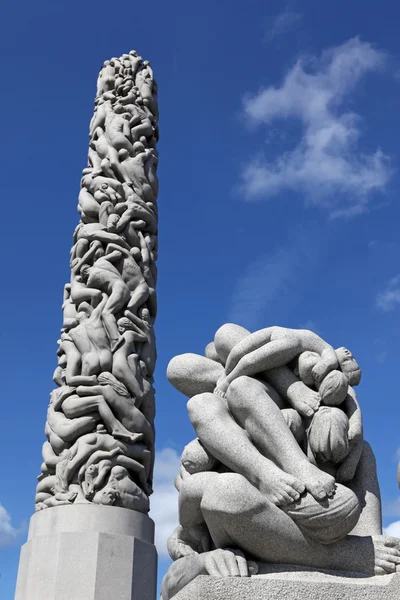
[35,51,159,514]
[162,324,400,599]
[13,46,400,600]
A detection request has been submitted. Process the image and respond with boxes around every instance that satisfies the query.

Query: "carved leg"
[102,284,131,349]
[126,281,150,315]
[98,200,115,226]
[227,376,336,500]
[225,338,301,384]
[347,441,382,535]
[187,392,304,506]
[62,394,142,444]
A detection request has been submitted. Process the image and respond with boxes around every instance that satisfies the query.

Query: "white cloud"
[241,37,392,217]
[376,275,400,311]
[0,503,18,547]
[228,232,319,330]
[264,10,302,42]
[384,520,400,538]
[150,447,181,558]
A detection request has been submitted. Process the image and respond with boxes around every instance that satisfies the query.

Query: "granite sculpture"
[162,324,400,599]
[35,51,159,514]
[14,50,159,600]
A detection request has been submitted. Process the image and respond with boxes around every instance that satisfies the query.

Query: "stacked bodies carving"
[162,324,400,599]
[36,51,159,514]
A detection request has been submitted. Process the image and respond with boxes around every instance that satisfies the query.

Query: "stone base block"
[14,504,157,600]
[174,565,400,600]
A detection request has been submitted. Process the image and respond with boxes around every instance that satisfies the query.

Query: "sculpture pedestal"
[174,565,400,600]
[14,504,157,600]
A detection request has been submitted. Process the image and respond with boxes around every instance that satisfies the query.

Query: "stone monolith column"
[15,50,159,600]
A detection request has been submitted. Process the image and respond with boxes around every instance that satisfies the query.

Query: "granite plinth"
[14,504,157,600]
[173,565,400,600]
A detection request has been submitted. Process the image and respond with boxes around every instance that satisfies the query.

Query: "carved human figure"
[115,189,157,235]
[107,243,150,314]
[215,326,341,397]
[79,251,131,350]
[62,372,154,450]
[57,333,97,386]
[96,60,115,96]
[112,316,147,398]
[126,307,157,377]
[74,221,130,252]
[69,296,112,372]
[92,465,149,512]
[62,284,78,331]
[118,142,157,201]
[81,174,123,206]
[44,401,97,459]
[126,102,154,143]
[69,243,103,308]
[104,102,135,152]
[117,78,138,108]
[136,62,158,117]
[88,126,115,178]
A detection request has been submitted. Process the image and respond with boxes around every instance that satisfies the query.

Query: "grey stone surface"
[36,50,159,512]
[162,323,399,599]
[173,570,400,600]
[14,505,157,600]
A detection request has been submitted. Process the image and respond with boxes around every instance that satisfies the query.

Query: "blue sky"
[1,0,400,596]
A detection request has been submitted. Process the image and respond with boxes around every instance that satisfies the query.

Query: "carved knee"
[202,473,260,516]
[187,393,220,429]
[227,376,251,412]
[202,473,243,511]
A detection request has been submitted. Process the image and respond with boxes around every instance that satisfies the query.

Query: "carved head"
[139,307,150,324]
[80,264,90,282]
[93,486,119,506]
[76,311,89,323]
[181,439,217,475]
[106,213,120,232]
[117,317,133,333]
[133,141,145,155]
[336,347,361,386]
[118,148,129,162]
[98,372,130,397]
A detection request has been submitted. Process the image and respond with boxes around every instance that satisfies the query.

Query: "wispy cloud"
[384,520,400,537]
[240,37,392,218]
[0,503,18,547]
[150,447,181,558]
[376,275,400,311]
[228,232,319,330]
[264,10,302,42]
[298,320,319,333]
